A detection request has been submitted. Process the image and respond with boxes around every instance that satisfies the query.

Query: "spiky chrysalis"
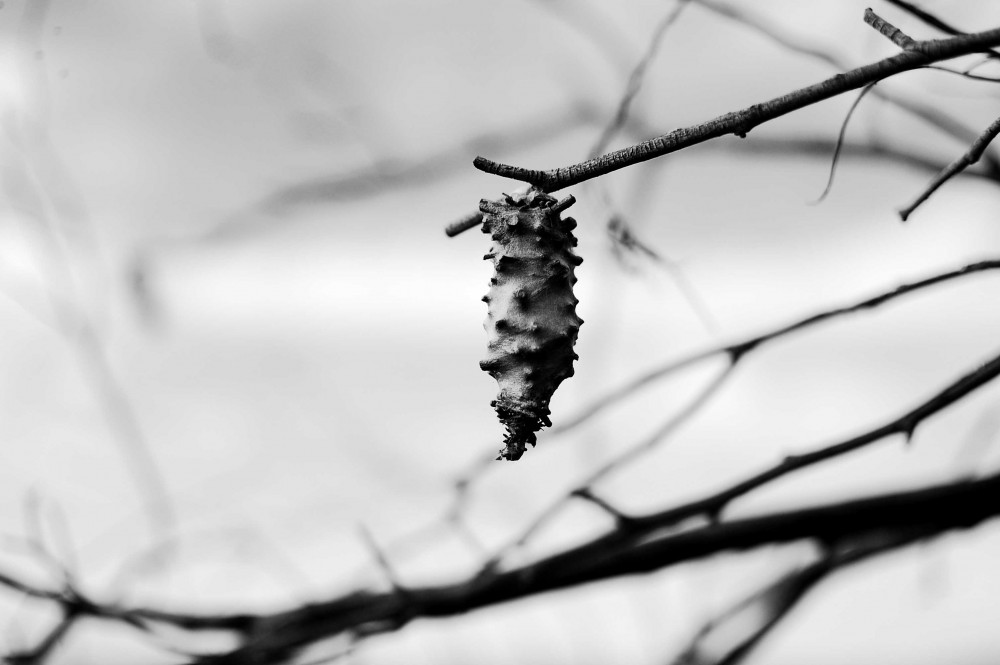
[479,187,583,461]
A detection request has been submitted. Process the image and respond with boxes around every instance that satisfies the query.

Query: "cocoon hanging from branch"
[479,187,583,461]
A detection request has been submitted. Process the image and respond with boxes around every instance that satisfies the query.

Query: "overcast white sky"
[0,1,999,662]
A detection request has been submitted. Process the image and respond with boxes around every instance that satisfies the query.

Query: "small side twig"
[900,114,1000,220]
[863,7,917,50]
[444,212,483,237]
[490,362,734,563]
[571,488,633,525]
[692,0,1000,178]
[813,82,879,203]
[357,525,407,595]
[667,529,925,665]
[474,17,1000,191]
[885,0,1000,60]
[587,0,692,159]
[628,348,1000,535]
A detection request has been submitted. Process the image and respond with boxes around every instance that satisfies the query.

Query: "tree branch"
[900,113,1000,220]
[190,473,1000,663]
[863,7,917,50]
[558,258,1000,432]
[884,0,1000,60]
[691,0,1000,178]
[667,529,925,665]
[4,467,999,664]
[473,18,1000,191]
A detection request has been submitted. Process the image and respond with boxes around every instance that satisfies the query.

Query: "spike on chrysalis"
[480,186,582,460]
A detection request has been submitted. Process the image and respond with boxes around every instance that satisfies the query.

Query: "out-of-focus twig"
[812,82,879,203]
[196,103,604,242]
[587,0,692,159]
[4,0,177,540]
[712,135,1000,180]
[490,362,734,562]
[899,113,1000,220]
[441,259,1000,539]
[606,214,720,333]
[558,259,1000,431]
[921,64,1000,83]
[667,530,925,665]
[524,0,638,75]
[497,343,1000,568]
[9,472,996,664]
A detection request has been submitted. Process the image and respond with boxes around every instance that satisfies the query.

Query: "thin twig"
[587,0,691,159]
[667,530,925,665]
[474,18,1000,190]
[495,362,734,560]
[357,525,406,593]
[863,7,917,50]
[499,345,1000,576]
[444,211,483,237]
[691,0,1000,178]
[6,616,75,665]
[158,474,1000,662]
[885,0,1000,60]
[922,64,1000,83]
[714,136,999,182]
[629,348,1000,533]
[2,472,999,663]
[813,82,879,203]
[899,113,1000,220]
[556,259,1000,432]
[443,258,1000,529]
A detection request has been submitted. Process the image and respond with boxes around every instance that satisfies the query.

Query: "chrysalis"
[479,187,583,461]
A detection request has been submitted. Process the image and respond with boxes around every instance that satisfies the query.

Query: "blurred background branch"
[3,1,1000,663]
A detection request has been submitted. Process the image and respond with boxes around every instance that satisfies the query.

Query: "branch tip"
[552,194,576,213]
[445,212,483,237]
[864,8,917,49]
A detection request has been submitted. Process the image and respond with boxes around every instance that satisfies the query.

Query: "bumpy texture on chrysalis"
[480,187,583,461]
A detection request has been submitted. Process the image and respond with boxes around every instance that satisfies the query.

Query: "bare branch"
[444,211,483,237]
[863,8,917,50]
[447,260,1000,542]
[497,363,734,560]
[474,20,1000,190]
[571,488,633,525]
[813,82,879,203]
[667,530,923,665]
[558,259,1000,432]
[2,474,999,663]
[922,64,1000,83]
[630,348,1000,534]
[884,0,1000,60]
[170,474,1000,662]
[692,0,1000,177]
[357,525,407,594]
[6,615,75,665]
[900,114,1000,220]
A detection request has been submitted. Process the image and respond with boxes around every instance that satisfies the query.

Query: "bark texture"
[479,188,582,460]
